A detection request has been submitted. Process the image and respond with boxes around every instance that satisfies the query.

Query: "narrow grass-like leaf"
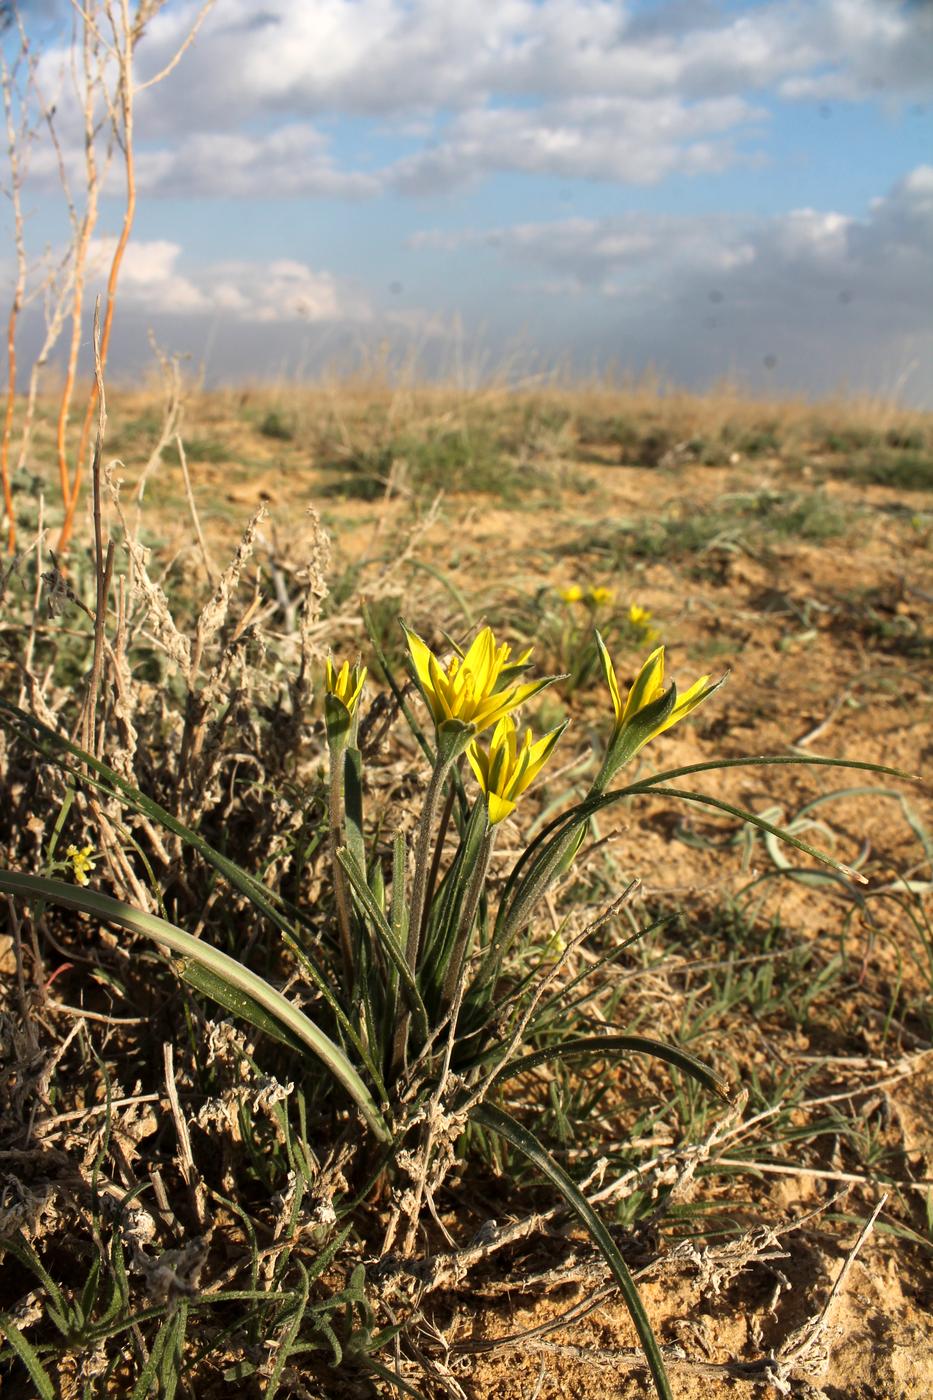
[0,870,391,1144]
[361,1354,428,1398]
[158,1301,188,1400]
[76,1252,102,1331]
[491,1034,731,1101]
[181,961,312,1055]
[471,1102,673,1400]
[338,849,430,1045]
[343,746,367,875]
[498,752,919,919]
[643,787,870,882]
[0,699,380,1074]
[0,1233,72,1329]
[266,1261,309,1400]
[0,1314,56,1400]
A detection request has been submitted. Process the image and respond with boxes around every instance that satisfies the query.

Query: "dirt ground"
[165,393,932,1398]
[3,385,932,1397]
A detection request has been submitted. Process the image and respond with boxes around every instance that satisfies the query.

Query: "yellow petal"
[467,739,490,789]
[595,630,623,725]
[405,626,437,696]
[462,626,496,692]
[487,792,517,824]
[621,646,665,726]
[653,674,714,737]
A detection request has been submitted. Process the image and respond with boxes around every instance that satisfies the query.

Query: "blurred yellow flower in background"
[628,602,660,644]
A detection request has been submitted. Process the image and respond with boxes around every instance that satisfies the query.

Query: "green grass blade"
[0,1314,56,1400]
[337,849,430,1043]
[471,1102,673,1400]
[625,752,920,790]
[266,1262,309,1400]
[490,1035,731,1100]
[498,751,919,917]
[0,699,382,1071]
[0,870,391,1144]
[643,787,869,882]
[158,1301,188,1400]
[181,961,312,1055]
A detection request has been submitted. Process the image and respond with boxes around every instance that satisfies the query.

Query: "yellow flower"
[325,658,367,716]
[467,715,566,825]
[65,844,96,887]
[404,624,553,736]
[324,657,367,746]
[628,602,660,643]
[586,586,615,607]
[595,632,722,777]
[559,584,584,604]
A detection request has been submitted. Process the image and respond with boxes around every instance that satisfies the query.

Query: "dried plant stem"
[176,433,215,584]
[79,305,113,760]
[0,51,27,553]
[60,5,137,552]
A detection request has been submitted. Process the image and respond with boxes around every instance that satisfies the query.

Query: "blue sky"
[8,0,933,402]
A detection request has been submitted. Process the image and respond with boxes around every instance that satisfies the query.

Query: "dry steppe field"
[1,379,931,1398]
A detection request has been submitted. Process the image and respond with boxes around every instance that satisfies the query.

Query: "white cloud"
[410,165,933,397]
[411,213,755,289]
[389,95,765,192]
[88,239,371,323]
[24,1,933,200]
[135,125,380,200]
[417,164,933,301]
[142,0,932,121]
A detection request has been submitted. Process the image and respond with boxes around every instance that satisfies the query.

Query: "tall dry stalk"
[0,0,215,555]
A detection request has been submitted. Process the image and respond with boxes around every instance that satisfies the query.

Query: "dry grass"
[0,376,931,1399]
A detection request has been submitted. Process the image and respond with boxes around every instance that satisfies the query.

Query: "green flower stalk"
[324,658,367,980]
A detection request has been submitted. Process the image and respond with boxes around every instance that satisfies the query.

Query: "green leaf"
[338,849,430,1045]
[0,1314,56,1400]
[471,1103,673,1400]
[343,746,366,875]
[266,1262,309,1400]
[491,1035,732,1101]
[181,961,311,1055]
[0,699,381,1079]
[0,870,391,1145]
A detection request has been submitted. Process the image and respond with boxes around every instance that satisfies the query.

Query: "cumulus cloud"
[140,0,932,121]
[24,1,932,200]
[135,125,380,200]
[411,166,933,397]
[418,164,933,299]
[88,239,371,324]
[411,213,754,288]
[389,95,765,192]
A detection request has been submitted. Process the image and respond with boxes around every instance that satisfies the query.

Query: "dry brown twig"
[0,1,216,555]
